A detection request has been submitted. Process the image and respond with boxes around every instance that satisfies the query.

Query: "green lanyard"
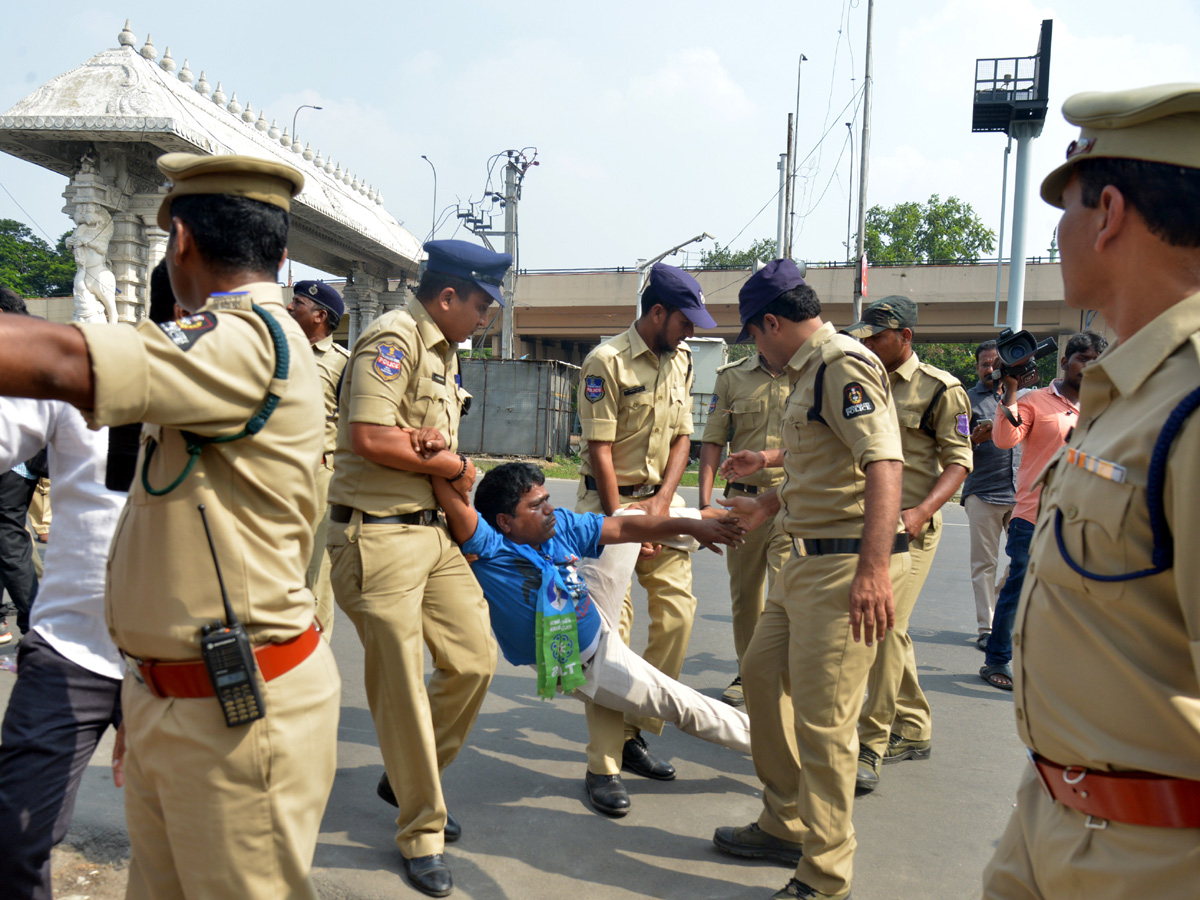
[141,304,290,496]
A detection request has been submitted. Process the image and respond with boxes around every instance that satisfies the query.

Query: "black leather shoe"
[584,771,631,817]
[713,822,803,866]
[622,735,676,781]
[402,853,452,898]
[378,773,461,842]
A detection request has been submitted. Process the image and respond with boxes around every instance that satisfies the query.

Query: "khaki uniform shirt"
[328,299,471,516]
[578,323,693,485]
[702,354,789,490]
[312,333,349,462]
[889,352,974,511]
[777,323,905,539]
[1014,291,1200,778]
[74,282,323,661]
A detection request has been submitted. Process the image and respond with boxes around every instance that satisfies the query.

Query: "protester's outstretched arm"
[0,317,93,407]
[599,509,744,554]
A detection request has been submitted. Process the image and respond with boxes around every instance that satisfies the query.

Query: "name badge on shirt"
[622,385,647,397]
[432,373,446,385]
[1065,447,1127,483]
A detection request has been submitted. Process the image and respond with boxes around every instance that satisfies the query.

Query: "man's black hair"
[1076,158,1200,248]
[1064,330,1108,359]
[745,283,821,333]
[975,339,998,363]
[474,462,546,530]
[148,259,177,325]
[415,269,487,304]
[639,282,681,320]
[169,194,289,276]
[0,284,28,314]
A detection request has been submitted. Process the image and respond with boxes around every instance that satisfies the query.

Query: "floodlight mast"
[972,19,1053,332]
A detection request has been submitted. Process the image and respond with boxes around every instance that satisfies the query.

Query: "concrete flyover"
[501,260,1106,364]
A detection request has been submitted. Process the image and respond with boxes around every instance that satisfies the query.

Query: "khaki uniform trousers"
[859,515,941,754]
[965,494,1014,634]
[724,487,791,668]
[122,640,340,900]
[983,764,1200,900]
[329,517,496,859]
[307,462,336,641]
[743,547,910,897]
[577,489,696,773]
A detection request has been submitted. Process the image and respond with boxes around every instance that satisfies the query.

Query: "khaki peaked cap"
[156,153,305,230]
[1041,83,1200,208]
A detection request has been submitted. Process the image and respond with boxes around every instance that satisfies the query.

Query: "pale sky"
[2,1,1198,291]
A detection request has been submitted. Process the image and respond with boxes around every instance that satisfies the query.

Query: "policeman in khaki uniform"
[287,279,349,640]
[698,352,792,706]
[711,259,909,900]
[0,153,340,899]
[327,239,508,898]
[844,297,972,792]
[982,84,1200,900]
[575,262,716,816]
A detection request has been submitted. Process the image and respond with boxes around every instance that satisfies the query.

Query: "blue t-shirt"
[462,508,605,667]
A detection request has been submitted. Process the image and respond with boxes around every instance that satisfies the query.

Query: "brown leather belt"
[329,504,438,526]
[1030,751,1200,828]
[582,476,660,498]
[802,534,910,556]
[124,623,320,699]
[725,482,762,495]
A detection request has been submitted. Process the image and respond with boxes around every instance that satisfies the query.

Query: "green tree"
[917,341,1059,389]
[864,195,995,265]
[0,219,76,297]
[699,237,778,268]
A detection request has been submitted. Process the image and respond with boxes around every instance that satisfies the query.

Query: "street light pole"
[291,104,322,145]
[845,122,854,262]
[421,155,437,239]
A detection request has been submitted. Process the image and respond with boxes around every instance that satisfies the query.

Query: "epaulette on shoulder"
[917,361,964,389]
[717,356,752,373]
[822,333,879,370]
[332,342,351,358]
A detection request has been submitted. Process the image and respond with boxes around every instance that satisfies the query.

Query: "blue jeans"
[985,517,1035,668]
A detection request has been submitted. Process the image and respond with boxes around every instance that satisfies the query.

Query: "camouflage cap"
[1040,83,1200,208]
[842,295,917,338]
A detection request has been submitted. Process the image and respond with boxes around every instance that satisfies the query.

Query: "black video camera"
[986,328,1058,390]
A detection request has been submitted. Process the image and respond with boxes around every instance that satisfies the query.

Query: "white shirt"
[0,397,126,679]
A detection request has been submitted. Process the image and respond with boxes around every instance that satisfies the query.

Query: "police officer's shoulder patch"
[584,375,606,403]
[158,312,218,352]
[843,382,875,419]
[709,394,719,414]
[372,342,404,382]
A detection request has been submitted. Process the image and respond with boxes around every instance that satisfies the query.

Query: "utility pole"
[788,54,807,255]
[852,0,874,322]
[775,154,787,258]
[501,162,517,358]
[783,115,795,258]
[455,148,538,358]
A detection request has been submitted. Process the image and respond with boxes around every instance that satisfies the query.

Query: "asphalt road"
[0,480,1025,900]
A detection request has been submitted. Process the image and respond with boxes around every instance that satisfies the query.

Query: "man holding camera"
[980,330,1106,690]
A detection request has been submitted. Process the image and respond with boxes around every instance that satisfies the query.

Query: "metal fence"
[457,358,580,458]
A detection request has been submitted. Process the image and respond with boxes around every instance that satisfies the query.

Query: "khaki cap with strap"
[1040,83,1200,208]
[156,152,305,230]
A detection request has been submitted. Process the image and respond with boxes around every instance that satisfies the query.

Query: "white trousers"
[965,494,1013,635]
[569,512,751,755]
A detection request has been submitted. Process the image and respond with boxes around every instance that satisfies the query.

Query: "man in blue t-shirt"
[432,461,751,818]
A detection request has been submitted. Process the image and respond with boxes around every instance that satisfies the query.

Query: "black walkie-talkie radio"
[197,504,265,727]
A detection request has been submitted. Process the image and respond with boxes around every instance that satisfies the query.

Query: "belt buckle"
[632,484,654,499]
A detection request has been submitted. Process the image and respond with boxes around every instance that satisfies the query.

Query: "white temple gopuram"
[0,19,421,344]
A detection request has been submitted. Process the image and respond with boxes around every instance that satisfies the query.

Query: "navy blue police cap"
[424,239,513,306]
[294,280,344,326]
[736,259,806,343]
[644,262,717,329]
